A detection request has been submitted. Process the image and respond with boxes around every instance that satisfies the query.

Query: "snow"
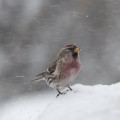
[0,83,120,120]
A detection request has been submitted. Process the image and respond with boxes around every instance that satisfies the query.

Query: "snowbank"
[1,83,120,120]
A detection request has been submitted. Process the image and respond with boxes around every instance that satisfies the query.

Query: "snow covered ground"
[0,83,120,120]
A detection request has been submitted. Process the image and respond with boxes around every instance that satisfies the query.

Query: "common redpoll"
[32,44,81,96]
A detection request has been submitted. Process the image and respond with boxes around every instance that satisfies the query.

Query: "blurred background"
[0,0,120,104]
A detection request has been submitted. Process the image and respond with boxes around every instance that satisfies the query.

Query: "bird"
[32,44,81,96]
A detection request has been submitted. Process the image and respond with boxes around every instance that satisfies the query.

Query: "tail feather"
[31,77,43,82]
[36,72,47,77]
[31,72,47,82]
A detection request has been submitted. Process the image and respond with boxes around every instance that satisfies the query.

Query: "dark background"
[0,0,120,104]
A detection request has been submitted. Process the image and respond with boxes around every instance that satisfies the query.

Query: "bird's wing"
[47,50,67,74]
[47,58,58,74]
[35,57,59,77]
[36,50,63,76]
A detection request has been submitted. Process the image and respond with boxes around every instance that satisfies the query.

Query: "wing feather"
[47,57,58,74]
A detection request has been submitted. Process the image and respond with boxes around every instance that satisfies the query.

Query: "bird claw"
[56,86,73,97]
[65,86,73,92]
[56,92,65,97]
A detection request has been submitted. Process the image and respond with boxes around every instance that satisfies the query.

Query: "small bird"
[32,44,81,96]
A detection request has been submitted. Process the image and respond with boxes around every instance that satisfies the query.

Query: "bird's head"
[59,44,80,60]
[64,44,80,59]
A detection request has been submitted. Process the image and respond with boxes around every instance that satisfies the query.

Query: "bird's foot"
[56,89,66,97]
[56,92,65,97]
[68,86,72,91]
[56,86,73,97]
[66,86,73,92]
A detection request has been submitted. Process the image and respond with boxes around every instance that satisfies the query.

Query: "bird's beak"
[74,47,80,52]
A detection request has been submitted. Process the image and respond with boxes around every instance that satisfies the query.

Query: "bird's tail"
[31,72,48,82]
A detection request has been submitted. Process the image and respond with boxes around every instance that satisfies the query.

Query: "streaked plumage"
[32,44,81,96]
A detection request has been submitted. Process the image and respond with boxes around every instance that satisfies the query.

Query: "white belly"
[47,68,79,88]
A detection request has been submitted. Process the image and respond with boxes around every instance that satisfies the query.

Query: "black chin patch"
[72,52,78,59]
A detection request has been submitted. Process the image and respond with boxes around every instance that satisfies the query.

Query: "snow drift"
[0,83,120,120]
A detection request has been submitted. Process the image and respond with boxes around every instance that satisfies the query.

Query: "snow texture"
[1,83,120,120]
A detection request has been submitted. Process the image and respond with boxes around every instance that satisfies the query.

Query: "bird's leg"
[68,85,72,91]
[56,89,65,97]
